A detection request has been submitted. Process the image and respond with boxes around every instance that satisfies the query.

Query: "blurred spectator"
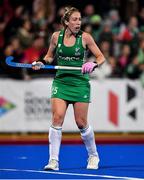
[4,5,26,39]
[82,4,95,25]
[99,40,112,59]
[53,6,65,31]
[140,71,144,87]
[0,19,5,49]
[138,39,144,65]
[118,44,131,75]
[138,39,144,83]
[139,26,144,39]
[22,35,46,80]
[126,55,141,79]
[0,0,144,82]
[125,0,138,20]
[107,9,123,57]
[138,7,144,30]
[4,37,23,59]
[10,37,24,59]
[108,9,122,34]
[0,0,14,24]
[32,0,56,31]
[17,19,33,49]
[108,56,122,78]
[46,0,56,24]
[2,36,24,79]
[22,35,45,64]
[90,14,102,42]
[119,16,139,54]
[99,20,113,48]
[32,0,47,32]
[0,0,14,47]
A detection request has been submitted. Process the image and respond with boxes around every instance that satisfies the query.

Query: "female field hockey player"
[32,7,105,170]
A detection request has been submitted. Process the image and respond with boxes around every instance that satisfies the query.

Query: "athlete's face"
[67,12,81,34]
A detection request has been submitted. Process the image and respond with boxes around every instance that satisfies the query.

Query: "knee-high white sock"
[49,125,62,161]
[80,125,98,157]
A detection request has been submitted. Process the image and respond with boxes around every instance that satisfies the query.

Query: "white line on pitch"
[0,168,143,180]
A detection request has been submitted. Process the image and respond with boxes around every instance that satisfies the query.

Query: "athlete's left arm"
[84,32,105,66]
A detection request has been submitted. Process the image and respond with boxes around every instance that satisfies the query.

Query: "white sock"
[49,125,62,161]
[80,125,98,157]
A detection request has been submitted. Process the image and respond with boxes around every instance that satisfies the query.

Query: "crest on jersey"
[75,47,81,56]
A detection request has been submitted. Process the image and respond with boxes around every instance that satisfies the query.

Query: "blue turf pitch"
[0,144,144,179]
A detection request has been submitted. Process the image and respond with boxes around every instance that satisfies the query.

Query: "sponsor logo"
[108,84,138,127]
[58,55,79,61]
[24,92,51,120]
[0,97,15,117]
[108,91,118,126]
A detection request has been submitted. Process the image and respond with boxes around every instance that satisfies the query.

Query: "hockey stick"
[6,56,82,70]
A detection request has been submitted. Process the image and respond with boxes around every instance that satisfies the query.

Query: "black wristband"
[36,59,47,65]
[94,62,99,68]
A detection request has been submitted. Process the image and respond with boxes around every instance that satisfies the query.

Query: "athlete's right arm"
[32,31,60,70]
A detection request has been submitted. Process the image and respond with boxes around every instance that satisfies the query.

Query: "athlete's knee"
[53,113,64,121]
[52,113,64,126]
[75,117,87,129]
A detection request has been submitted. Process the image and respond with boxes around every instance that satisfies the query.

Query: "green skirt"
[51,80,91,103]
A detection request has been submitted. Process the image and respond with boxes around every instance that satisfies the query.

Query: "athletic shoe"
[44,159,59,170]
[87,155,100,169]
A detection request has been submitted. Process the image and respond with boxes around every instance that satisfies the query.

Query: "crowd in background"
[0,0,144,86]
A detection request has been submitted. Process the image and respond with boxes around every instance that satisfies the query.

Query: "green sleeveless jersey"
[51,29,91,102]
[54,29,89,86]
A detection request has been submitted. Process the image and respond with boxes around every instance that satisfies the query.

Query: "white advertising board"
[0,78,143,132]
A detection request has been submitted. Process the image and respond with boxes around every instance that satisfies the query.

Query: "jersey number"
[52,87,58,95]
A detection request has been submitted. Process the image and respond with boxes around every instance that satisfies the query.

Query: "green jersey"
[51,29,91,103]
[54,29,89,85]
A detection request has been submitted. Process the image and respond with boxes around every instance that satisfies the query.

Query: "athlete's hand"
[82,62,98,74]
[32,61,44,70]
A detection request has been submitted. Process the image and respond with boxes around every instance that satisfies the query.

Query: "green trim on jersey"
[52,29,91,102]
